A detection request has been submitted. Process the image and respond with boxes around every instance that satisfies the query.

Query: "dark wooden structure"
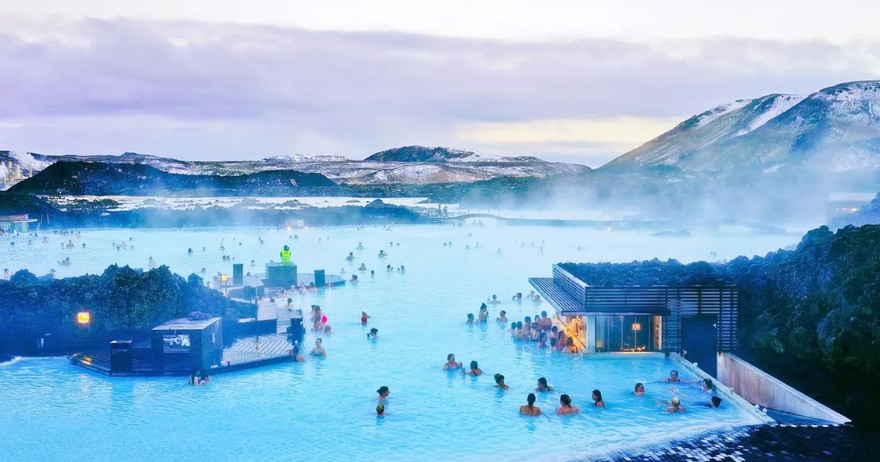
[530,264,738,358]
[150,317,223,372]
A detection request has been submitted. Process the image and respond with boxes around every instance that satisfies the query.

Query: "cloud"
[0,18,878,165]
[456,117,683,157]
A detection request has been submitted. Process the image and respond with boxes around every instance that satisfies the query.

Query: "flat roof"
[152,317,221,331]
[529,277,670,316]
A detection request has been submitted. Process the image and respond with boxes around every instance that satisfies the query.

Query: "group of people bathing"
[442,354,605,416]
[467,300,577,353]
[443,354,721,416]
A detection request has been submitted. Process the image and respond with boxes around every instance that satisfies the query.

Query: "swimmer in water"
[376,403,385,416]
[346,252,355,261]
[443,353,462,370]
[367,328,378,339]
[310,338,326,357]
[361,311,370,324]
[512,292,522,302]
[708,396,723,408]
[494,373,509,390]
[701,378,716,393]
[592,389,606,408]
[350,274,358,283]
[488,294,501,305]
[377,386,390,401]
[520,393,542,416]
[358,263,367,271]
[496,310,508,322]
[556,394,580,415]
[464,360,482,376]
[478,304,489,322]
[667,396,686,413]
[536,377,553,392]
[633,383,645,396]
[466,313,475,324]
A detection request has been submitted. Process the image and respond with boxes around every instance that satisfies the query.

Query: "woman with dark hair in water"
[377,386,390,401]
[536,377,553,392]
[556,394,580,415]
[592,389,605,408]
[520,393,542,416]
[464,361,482,376]
[494,373,509,390]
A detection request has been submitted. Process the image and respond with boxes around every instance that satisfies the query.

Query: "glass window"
[593,315,657,352]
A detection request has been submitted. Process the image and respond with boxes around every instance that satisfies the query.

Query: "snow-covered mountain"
[604,80,880,173]
[0,146,588,188]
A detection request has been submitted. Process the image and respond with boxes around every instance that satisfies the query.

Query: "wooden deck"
[70,334,295,377]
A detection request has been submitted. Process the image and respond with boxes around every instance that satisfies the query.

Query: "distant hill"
[0,146,587,188]
[605,80,880,174]
[8,161,335,196]
[364,145,544,163]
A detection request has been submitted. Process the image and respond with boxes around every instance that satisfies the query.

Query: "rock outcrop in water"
[562,224,880,426]
[0,265,254,355]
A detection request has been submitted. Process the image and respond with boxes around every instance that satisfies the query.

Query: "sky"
[1,1,879,166]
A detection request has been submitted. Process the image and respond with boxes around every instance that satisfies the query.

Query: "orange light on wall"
[631,323,642,332]
[76,311,91,325]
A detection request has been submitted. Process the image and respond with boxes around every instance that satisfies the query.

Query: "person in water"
[536,377,553,392]
[633,383,645,396]
[478,304,489,322]
[367,328,378,339]
[709,396,723,408]
[466,313,475,324]
[377,386,390,401]
[464,360,482,376]
[443,354,462,370]
[512,293,522,302]
[494,373,509,390]
[667,396,686,413]
[556,394,580,415]
[488,294,501,305]
[310,338,326,357]
[520,393,542,416]
[350,274,358,283]
[661,370,698,384]
[358,263,367,271]
[592,389,606,408]
[361,310,370,324]
[701,378,716,393]
[496,310,508,322]
[346,252,355,262]
[376,403,385,416]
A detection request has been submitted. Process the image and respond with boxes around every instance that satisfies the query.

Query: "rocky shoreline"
[602,424,880,462]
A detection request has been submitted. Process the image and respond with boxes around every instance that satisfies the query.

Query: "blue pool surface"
[0,224,791,461]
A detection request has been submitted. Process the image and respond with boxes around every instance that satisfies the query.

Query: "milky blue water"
[0,224,794,461]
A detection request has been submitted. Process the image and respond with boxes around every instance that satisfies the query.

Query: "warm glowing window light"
[76,311,91,325]
[631,323,642,332]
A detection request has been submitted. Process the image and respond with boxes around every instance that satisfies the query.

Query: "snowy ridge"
[604,80,880,174]
[695,99,753,128]
[0,146,588,186]
[735,94,805,136]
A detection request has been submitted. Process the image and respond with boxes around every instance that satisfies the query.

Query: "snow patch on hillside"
[735,95,806,136]
[695,99,753,128]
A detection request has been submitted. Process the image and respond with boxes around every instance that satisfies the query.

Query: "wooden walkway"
[221,334,293,365]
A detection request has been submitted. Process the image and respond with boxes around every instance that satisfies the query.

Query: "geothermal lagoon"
[0,222,798,461]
